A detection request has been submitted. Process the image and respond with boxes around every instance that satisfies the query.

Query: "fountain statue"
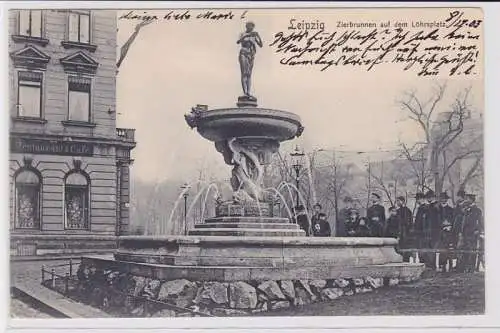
[237,21,262,107]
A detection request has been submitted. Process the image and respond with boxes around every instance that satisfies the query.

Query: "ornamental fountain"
[79,23,424,316]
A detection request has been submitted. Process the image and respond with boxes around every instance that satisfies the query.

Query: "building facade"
[8,9,135,257]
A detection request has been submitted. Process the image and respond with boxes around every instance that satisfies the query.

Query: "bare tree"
[313,152,354,233]
[397,82,483,196]
[117,20,153,69]
[368,159,414,208]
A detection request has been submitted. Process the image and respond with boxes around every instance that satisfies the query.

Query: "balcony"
[116,128,135,142]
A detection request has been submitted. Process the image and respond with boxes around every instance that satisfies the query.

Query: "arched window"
[15,168,41,229]
[64,171,89,230]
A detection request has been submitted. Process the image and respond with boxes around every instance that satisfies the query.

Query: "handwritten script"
[270,11,482,76]
[119,9,248,22]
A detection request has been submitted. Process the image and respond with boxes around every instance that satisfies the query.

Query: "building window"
[64,171,90,230]
[18,10,42,38]
[68,76,91,122]
[14,169,41,229]
[68,11,90,44]
[17,71,43,118]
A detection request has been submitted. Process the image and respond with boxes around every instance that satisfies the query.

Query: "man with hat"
[312,213,332,237]
[337,196,359,237]
[424,189,441,268]
[457,193,484,272]
[438,191,455,270]
[413,192,428,255]
[294,205,310,236]
[396,195,413,261]
[311,203,323,233]
[367,193,386,237]
[452,189,467,252]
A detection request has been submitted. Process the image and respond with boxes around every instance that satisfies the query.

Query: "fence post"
[143,299,148,317]
[69,259,73,276]
[41,265,45,284]
[51,268,56,289]
[65,273,69,295]
[435,252,440,271]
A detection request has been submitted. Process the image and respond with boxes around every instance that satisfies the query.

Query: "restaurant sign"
[10,138,94,156]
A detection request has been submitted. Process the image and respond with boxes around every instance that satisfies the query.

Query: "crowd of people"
[293,189,484,273]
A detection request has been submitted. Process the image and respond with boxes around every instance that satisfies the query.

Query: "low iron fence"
[397,248,485,272]
[41,259,80,296]
[40,258,212,317]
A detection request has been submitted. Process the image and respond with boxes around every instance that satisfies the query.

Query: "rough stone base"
[72,263,418,317]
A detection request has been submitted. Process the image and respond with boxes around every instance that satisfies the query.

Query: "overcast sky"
[115,7,483,184]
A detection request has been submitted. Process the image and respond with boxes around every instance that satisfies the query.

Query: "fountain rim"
[117,235,399,246]
[197,107,302,125]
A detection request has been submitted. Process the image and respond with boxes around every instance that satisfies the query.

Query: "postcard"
[5,2,498,332]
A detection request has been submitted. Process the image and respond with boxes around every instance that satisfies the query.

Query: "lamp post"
[290,145,305,209]
[180,182,191,235]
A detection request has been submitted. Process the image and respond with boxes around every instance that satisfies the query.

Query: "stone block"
[229,281,257,309]
[157,279,197,308]
[309,279,327,293]
[279,280,296,300]
[366,276,384,289]
[270,300,290,310]
[320,288,343,301]
[209,282,229,304]
[334,278,350,288]
[353,278,364,286]
[257,281,286,301]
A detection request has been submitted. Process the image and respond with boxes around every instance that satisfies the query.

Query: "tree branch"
[117,20,153,69]
[459,155,483,190]
[440,149,482,184]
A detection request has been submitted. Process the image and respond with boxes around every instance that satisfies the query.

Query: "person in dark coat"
[311,203,322,230]
[294,205,310,236]
[413,192,427,251]
[456,194,483,273]
[337,196,359,237]
[353,217,372,237]
[312,213,331,237]
[438,192,455,270]
[424,190,442,268]
[385,206,400,239]
[452,190,466,249]
[396,196,413,260]
[367,193,386,237]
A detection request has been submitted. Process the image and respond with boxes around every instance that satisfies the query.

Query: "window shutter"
[79,14,90,43]
[68,12,79,42]
[19,10,31,36]
[30,10,42,38]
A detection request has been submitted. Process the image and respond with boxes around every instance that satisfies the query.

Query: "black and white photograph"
[4,2,499,332]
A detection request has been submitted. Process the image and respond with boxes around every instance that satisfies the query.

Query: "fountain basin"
[191,108,303,142]
[114,235,405,269]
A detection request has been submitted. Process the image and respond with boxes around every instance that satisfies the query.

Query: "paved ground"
[10,297,53,319]
[10,258,110,318]
[257,271,485,316]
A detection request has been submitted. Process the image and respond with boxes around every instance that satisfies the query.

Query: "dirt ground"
[257,271,485,316]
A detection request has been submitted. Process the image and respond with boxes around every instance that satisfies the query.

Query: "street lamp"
[180,182,191,235]
[290,145,305,209]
